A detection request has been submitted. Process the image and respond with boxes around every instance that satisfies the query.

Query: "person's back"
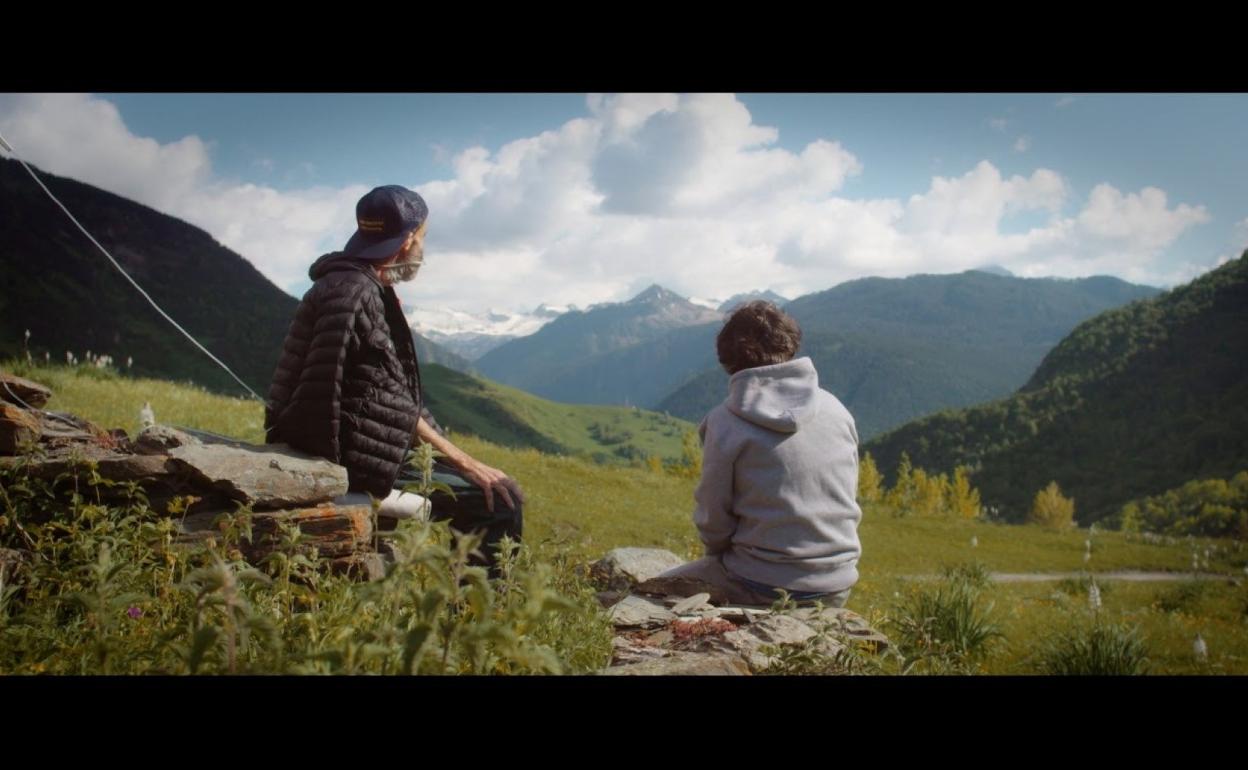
[700,356,862,595]
[646,300,862,606]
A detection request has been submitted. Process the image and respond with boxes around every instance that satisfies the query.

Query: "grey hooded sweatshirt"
[695,356,862,594]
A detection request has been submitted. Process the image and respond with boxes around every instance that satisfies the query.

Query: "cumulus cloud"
[0,93,362,295]
[0,93,211,212]
[1076,184,1210,253]
[0,92,1218,312]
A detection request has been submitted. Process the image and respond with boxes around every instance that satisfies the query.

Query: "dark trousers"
[394,458,523,579]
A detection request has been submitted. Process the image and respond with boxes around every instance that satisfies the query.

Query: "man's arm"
[692,412,740,555]
[412,417,524,513]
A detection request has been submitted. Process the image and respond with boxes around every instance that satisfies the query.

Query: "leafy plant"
[1034,621,1150,675]
[890,577,1003,674]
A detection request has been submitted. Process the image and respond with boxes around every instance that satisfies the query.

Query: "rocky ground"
[588,547,891,675]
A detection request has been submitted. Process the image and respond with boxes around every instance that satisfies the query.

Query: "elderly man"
[265,185,524,575]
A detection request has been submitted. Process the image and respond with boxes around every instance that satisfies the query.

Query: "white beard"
[380,243,424,284]
[380,260,422,284]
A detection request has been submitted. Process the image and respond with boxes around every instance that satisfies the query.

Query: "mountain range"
[473,267,1160,440]
[863,252,1248,524]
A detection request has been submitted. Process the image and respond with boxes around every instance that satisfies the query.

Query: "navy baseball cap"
[342,185,429,262]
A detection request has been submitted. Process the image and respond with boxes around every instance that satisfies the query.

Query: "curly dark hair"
[716,300,803,375]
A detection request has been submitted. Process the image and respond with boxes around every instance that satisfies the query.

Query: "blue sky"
[2,93,1245,315]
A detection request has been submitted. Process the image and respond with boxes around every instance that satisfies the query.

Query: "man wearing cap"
[265,185,524,576]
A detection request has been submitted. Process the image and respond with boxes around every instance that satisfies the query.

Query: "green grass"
[4,360,267,442]
[7,359,1248,674]
[399,363,697,465]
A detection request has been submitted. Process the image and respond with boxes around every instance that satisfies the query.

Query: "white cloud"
[0,93,211,212]
[1076,184,1210,253]
[0,92,1219,313]
[0,93,360,295]
[1014,135,1031,152]
[989,117,1009,131]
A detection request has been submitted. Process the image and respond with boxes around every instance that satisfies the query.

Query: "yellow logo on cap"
[358,217,386,232]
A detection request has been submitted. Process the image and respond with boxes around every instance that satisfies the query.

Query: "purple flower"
[127,606,143,619]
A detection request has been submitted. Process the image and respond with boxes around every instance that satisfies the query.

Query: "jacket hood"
[308,252,381,284]
[725,356,821,433]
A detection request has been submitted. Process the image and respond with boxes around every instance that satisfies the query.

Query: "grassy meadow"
[4,360,1248,674]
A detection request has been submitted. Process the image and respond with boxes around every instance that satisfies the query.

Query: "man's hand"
[458,457,525,514]
[413,416,524,513]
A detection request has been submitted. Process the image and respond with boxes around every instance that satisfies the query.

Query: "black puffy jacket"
[265,252,424,498]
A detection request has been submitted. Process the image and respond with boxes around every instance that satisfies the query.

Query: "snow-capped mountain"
[404,303,576,361]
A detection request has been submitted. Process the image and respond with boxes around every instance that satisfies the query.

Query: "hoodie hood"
[724,356,820,433]
[309,251,381,284]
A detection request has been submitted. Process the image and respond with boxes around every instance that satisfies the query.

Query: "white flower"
[65,351,72,364]
[43,351,49,363]
[1193,634,1208,661]
[24,329,30,343]
[1085,539,1092,551]
[1083,550,1091,564]
[970,536,978,548]
[140,401,156,428]
[1088,581,1101,612]
[126,356,133,369]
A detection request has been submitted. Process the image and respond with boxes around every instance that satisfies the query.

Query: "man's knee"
[431,491,522,541]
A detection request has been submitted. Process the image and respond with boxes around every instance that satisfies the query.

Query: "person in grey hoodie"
[643,301,863,607]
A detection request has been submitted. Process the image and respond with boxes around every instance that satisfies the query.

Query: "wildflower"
[1085,539,1092,551]
[1083,550,1091,564]
[44,351,49,363]
[66,351,72,364]
[127,355,133,369]
[127,606,143,620]
[24,329,30,344]
[1193,633,1207,661]
[140,401,156,428]
[970,536,978,548]
[1088,581,1101,612]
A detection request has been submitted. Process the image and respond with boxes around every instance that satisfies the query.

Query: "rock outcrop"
[591,547,891,675]
[0,373,379,580]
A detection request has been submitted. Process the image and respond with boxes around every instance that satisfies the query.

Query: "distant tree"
[667,429,703,480]
[948,466,982,519]
[1029,481,1075,530]
[858,452,884,503]
[885,452,916,515]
